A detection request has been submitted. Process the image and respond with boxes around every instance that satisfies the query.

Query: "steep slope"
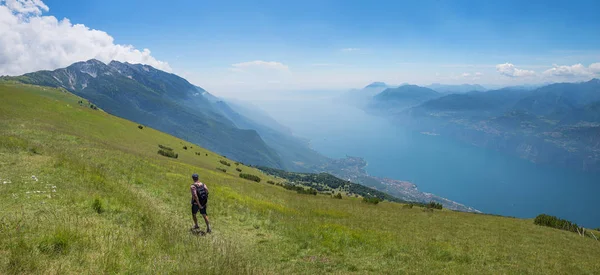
[4,59,283,168]
[210,100,328,171]
[559,101,600,124]
[2,82,600,274]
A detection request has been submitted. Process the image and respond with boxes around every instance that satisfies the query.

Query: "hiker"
[190,173,211,233]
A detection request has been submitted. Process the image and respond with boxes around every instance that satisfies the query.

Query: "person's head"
[192,173,199,182]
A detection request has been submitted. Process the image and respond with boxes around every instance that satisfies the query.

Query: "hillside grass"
[1,82,599,274]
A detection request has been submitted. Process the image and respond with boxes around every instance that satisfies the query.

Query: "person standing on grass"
[191,173,211,233]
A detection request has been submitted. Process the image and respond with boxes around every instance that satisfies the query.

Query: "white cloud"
[496,63,536,77]
[474,72,483,77]
[590,63,600,73]
[543,63,596,77]
[230,60,289,72]
[0,0,170,76]
[341,48,360,52]
[461,73,471,77]
[3,0,47,15]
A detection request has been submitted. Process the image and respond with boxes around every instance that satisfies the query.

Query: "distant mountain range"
[361,79,600,171]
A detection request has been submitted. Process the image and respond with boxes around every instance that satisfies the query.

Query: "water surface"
[256,98,600,228]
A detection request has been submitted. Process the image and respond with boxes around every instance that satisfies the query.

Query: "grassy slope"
[1,82,599,274]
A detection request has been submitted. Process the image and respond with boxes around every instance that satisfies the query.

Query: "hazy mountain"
[364,82,389,89]
[210,99,328,171]
[374,79,600,171]
[426,83,487,94]
[336,82,390,108]
[415,88,532,117]
[369,85,441,113]
[223,98,294,136]
[512,79,600,117]
[5,59,285,168]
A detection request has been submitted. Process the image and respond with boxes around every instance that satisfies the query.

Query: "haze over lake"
[256,97,600,228]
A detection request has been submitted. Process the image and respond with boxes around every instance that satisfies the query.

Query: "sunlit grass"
[1,82,599,274]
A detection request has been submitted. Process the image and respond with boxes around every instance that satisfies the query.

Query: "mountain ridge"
[3,59,284,168]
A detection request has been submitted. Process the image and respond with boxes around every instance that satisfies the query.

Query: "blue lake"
[256,98,600,228]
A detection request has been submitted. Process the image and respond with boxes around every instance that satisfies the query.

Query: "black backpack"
[195,183,208,205]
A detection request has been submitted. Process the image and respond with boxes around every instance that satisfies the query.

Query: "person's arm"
[203,183,209,194]
[191,185,202,207]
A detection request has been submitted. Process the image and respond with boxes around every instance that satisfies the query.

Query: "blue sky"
[3,0,600,97]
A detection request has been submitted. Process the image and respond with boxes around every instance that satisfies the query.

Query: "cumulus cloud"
[542,63,597,77]
[0,0,170,76]
[590,63,600,73]
[4,0,47,15]
[496,63,536,77]
[341,48,360,52]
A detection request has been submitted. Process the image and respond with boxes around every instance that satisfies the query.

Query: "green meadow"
[1,82,599,274]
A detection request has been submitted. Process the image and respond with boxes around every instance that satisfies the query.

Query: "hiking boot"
[207,227,212,234]
[192,225,200,230]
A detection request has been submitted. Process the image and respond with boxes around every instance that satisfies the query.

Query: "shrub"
[402,204,414,209]
[158,144,173,151]
[534,214,581,233]
[205,153,208,156]
[426,201,443,210]
[282,183,317,195]
[28,146,39,155]
[236,168,242,172]
[333,193,343,199]
[157,149,178,159]
[183,146,188,150]
[220,160,231,166]
[362,197,381,205]
[235,162,240,166]
[92,198,104,214]
[216,168,227,173]
[267,180,275,185]
[239,173,261,183]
